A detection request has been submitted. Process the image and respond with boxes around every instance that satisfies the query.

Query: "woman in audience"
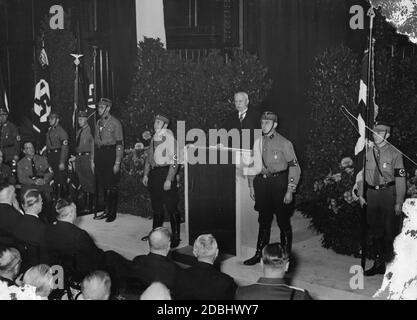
[23,264,54,300]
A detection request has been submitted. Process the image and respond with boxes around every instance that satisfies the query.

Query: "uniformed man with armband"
[244,111,301,266]
[74,110,95,215]
[46,112,69,200]
[357,121,406,276]
[141,114,181,248]
[0,108,21,171]
[93,98,124,223]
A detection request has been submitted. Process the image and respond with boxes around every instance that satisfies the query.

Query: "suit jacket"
[235,277,313,300]
[43,221,105,278]
[130,252,182,292]
[13,214,48,269]
[174,261,237,300]
[0,203,23,248]
[221,108,261,150]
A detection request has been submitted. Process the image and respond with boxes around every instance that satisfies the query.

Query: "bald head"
[81,271,111,300]
[148,227,171,255]
[140,282,171,300]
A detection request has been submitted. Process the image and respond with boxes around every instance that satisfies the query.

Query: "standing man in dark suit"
[221,92,261,150]
[0,182,23,249]
[174,234,237,300]
[131,227,181,293]
[236,243,312,300]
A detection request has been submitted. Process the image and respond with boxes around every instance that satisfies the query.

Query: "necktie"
[239,112,246,123]
[76,128,83,148]
[31,158,38,178]
[373,148,381,186]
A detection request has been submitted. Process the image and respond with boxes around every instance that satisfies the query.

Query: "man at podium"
[244,111,301,266]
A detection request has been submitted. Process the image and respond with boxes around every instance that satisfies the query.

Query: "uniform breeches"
[253,173,293,233]
[47,151,68,185]
[95,146,120,189]
[75,155,95,193]
[148,166,179,229]
[366,186,398,242]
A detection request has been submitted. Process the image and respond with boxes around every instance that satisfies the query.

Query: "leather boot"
[142,210,165,241]
[364,238,386,276]
[95,189,111,220]
[244,227,270,265]
[89,193,97,218]
[106,189,118,223]
[170,212,181,248]
[280,230,293,256]
[79,192,90,215]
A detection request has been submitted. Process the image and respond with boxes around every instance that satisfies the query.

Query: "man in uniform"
[0,108,21,170]
[244,111,301,266]
[236,243,312,300]
[46,112,69,201]
[74,110,95,215]
[17,141,53,202]
[141,114,181,248]
[0,150,16,184]
[357,121,406,276]
[93,98,124,223]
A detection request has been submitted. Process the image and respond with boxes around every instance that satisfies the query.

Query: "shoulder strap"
[290,289,296,300]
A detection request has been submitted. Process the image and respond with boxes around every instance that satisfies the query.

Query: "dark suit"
[235,278,312,300]
[221,108,261,150]
[130,253,181,292]
[174,261,237,300]
[13,214,48,270]
[43,220,106,279]
[0,204,23,248]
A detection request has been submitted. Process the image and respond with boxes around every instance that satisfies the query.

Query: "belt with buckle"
[96,144,116,149]
[1,143,14,148]
[151,165,170,171]
[257,171,287,179]
[77,152,91,156]
[47,148,61,153]
[368,181,395,190]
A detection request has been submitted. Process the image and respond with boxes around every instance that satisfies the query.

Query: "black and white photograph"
[1,0,417,306]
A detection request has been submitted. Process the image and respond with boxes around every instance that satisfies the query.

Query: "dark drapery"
[244,0,362,164]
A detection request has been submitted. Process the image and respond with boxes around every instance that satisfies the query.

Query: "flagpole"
[71,54,83,135]
[361,6,376,270]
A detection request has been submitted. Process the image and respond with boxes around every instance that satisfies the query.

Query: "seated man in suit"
[14,189,48,271]
[0,247,22,287]
[174,234,237,300]
[0,150,16,185]
[17,141,53,202]
[0,182,24,249]
[131,227,181,293]
[235,243,312,300]
[44,199,132,292]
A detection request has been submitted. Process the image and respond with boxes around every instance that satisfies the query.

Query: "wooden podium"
[184,146,258,258]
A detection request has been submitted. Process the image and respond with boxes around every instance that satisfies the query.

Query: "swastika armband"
[394,168,406,177]
[288,159,299,167]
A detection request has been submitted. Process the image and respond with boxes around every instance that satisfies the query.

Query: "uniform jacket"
[235,277,312,300]
[0,121,20,162]
[0,163,16,185]
[221,108,261,150]
[0,203,23,248]
[95,115,124,163]
[75,125,94,161]
[174,261,237,300]
[249,132,301,191]
[43,221,105,277]
[17,155,53,187]
[130,252,182,292]
[46,124,69,165]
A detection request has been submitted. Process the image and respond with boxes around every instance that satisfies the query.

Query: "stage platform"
[76,211,383,300]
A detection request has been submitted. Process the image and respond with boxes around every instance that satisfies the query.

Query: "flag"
[354,42,379,195]
[0,65,9,112]
[33,48,52,154]
[135,0,166,47]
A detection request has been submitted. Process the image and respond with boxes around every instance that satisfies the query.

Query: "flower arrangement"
[0,281,42,300]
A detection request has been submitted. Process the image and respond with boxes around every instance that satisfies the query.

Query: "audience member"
[174,234,237,300]
[235,242,312,300]
[22,264,53,300]
[0,150,16,185]
[79,270,111,300]
[140,282,171,300]
[0,182,24,248]
[0,247,22,287]
[130,227,181,292]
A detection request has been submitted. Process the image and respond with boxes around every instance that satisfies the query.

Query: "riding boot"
[280,230,293,256]
[142,210,165,241]
[106,189,118,223]
[364,238,386,276]
[79,192,90,214]
[89,193,97,218]
[95,189,111,220]
[243,226,271,265]
[170,211,181,248]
